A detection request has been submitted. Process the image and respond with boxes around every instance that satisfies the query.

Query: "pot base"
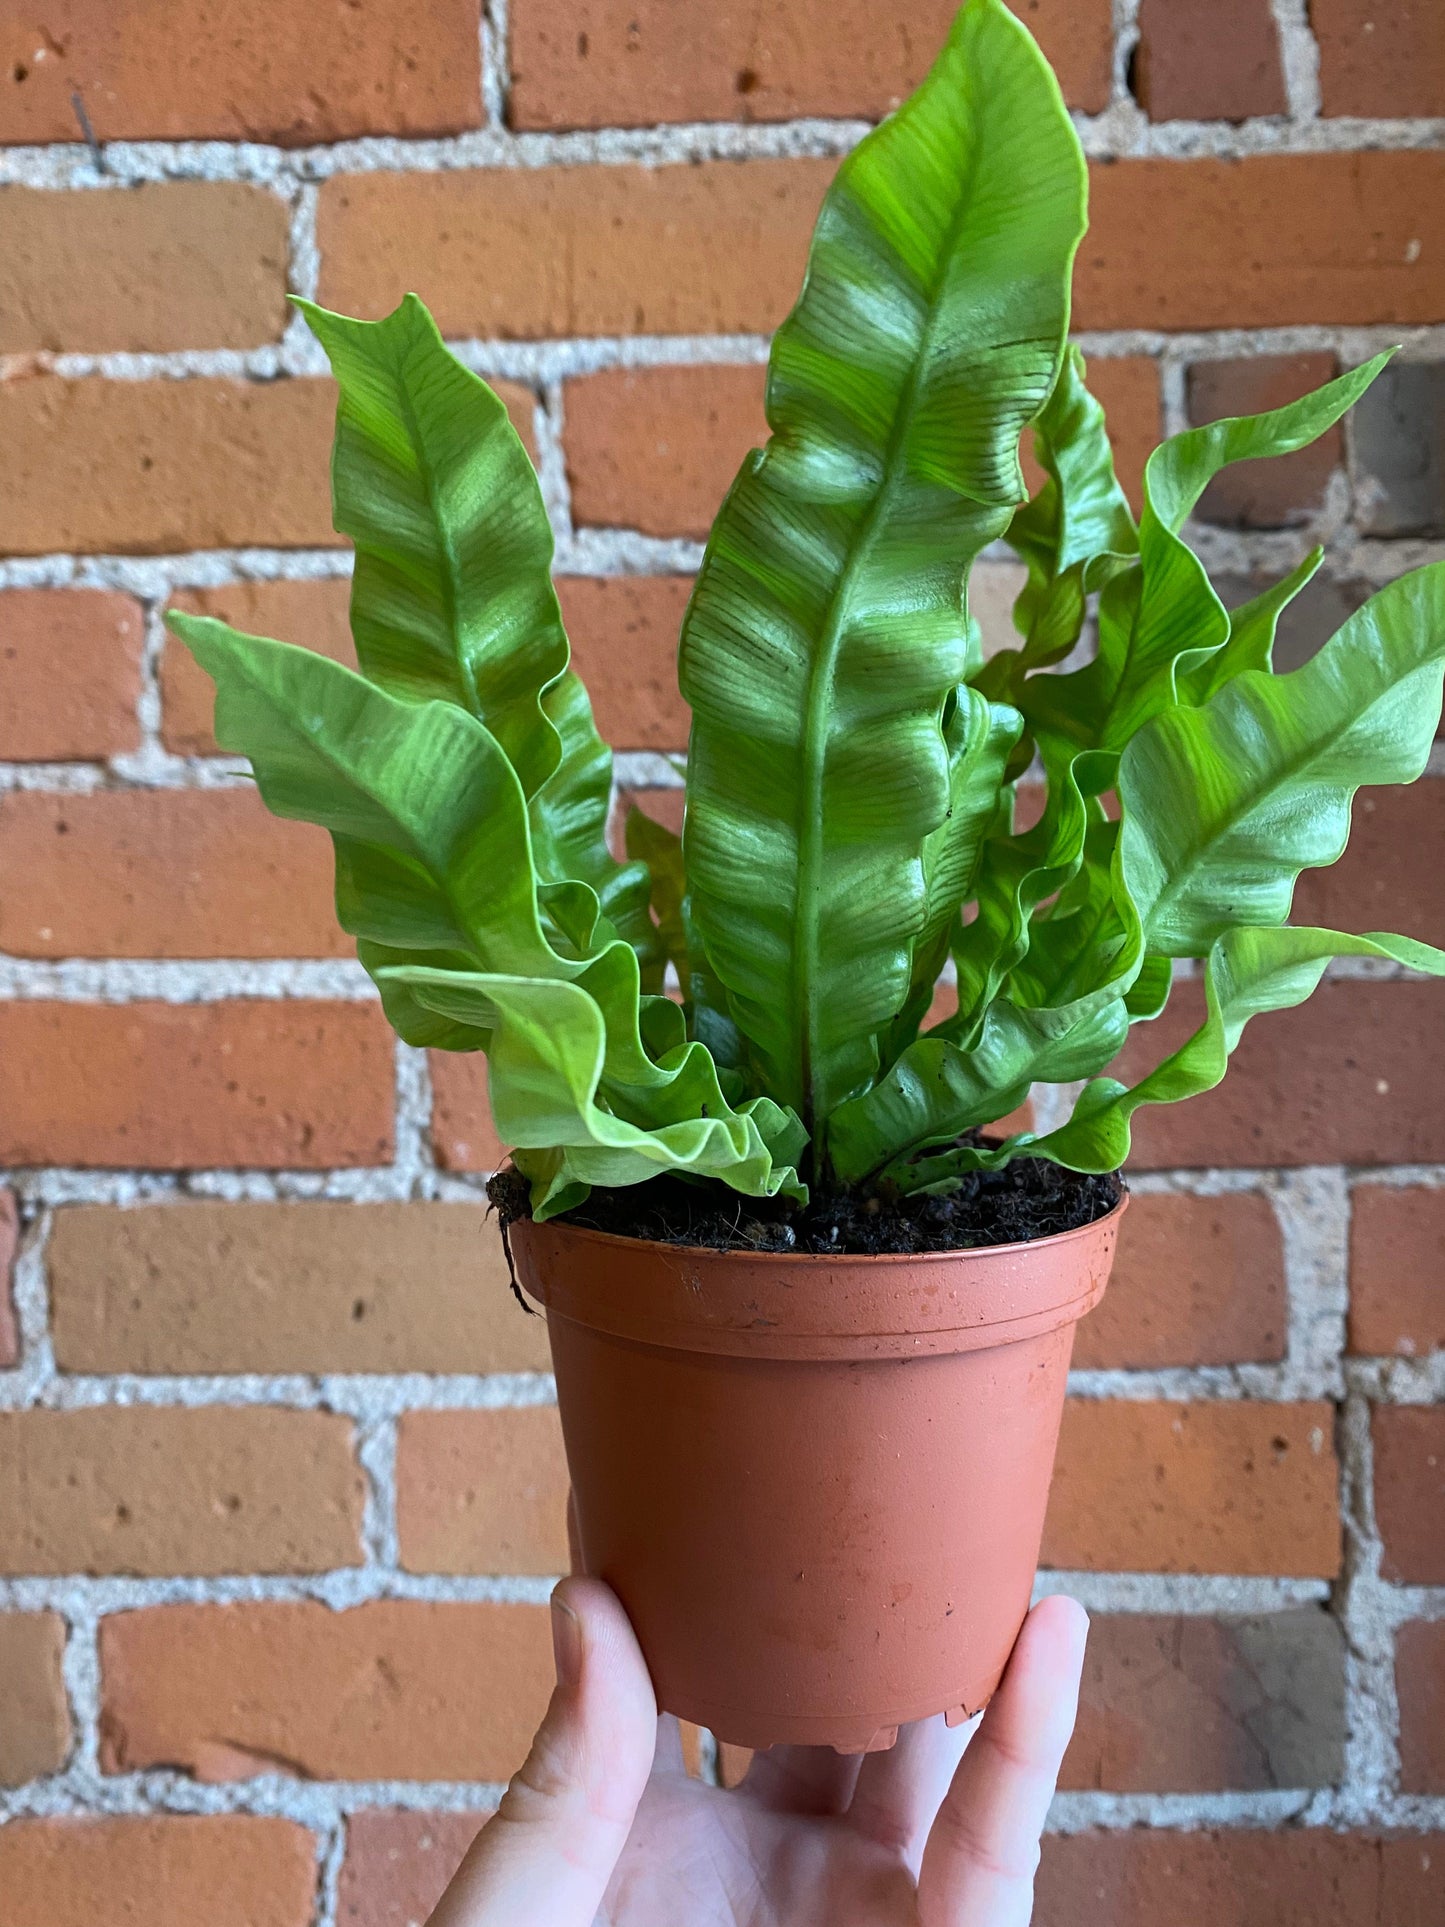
[663,1678,998,1756]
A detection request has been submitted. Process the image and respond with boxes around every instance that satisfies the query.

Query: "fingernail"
[551,1593,582,1689]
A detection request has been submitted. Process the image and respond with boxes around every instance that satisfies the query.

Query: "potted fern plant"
[171,0,1444,1755]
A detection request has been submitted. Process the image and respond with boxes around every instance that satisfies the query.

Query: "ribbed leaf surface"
[296,294,652,957]
[679,0,1087,1136]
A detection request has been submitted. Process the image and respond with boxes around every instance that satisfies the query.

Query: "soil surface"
[488,1139,1122,1256]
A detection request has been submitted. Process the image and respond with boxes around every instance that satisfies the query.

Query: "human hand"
[425,1577,1087,1927]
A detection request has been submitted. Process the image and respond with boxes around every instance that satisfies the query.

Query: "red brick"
[1035,1829,1444,1927]
[100,1600,553,1781]
[1045,1401,1340,1576]
[0,1000,394,1169]
[1064,1607,1343,1791]
[509,0,1114,129]
[988,1096,1037,1136]
[557,575,691,748]
[0,1189,17,1369]
[397,1407,569,1575]
[47,1200,549,1376]
[320,154,1445,346]
[338,1811,489,1927]
[163,578,356,755]
[1134,0,1286,121]
[1114,978,1445,1170]
[565,364,766,538]
[1313,0,1445,117]
[0,1612,71,1785]
[0,377,337,556]
[1353,360,1445,539]
[1078,152,1445,330]
[1186,352,1343,528]
[0,1407,364,1576]
[1073,1191,1286,1370]
[318,162,832,339]
[0,790,345,959]
[0,184,288,354]
[1348,1184,1445,1358]
[0,589,144,760]
[0,0,483,144]
[1293,781,1445,949]
[1372,1405,1445,1584]
[914,976,1028,1110]
[1398,1620,1445,1792]
[0,1816,317,1927]
[1077,356,1161,515]
[429,1050,507,1171]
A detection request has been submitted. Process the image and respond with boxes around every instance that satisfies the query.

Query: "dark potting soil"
[487,1139,1122,1257]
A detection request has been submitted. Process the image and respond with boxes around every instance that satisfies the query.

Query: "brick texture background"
[0,2,1442,1921]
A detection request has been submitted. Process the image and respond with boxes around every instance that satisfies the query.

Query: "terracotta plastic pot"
[510,1195,1125,1754]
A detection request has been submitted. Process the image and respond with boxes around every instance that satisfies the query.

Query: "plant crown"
[171,0,1445,1220]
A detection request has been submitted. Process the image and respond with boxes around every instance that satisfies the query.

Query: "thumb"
[426,1577,658,1927]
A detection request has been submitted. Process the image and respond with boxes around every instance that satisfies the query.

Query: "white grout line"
[8,1569,1410,1620]
[0,960,377,1000]
[1035,1571,1339,1613]
[286,180,322,309]
[356,1415,401,1571]
[17,320,1445,387]
[57,1605,102,1781]
[481,0,511,131]
[8,1768,1443,1832]
[0,1372,559,1417]
[533,378,575,542]
[1270,0,1324,123]
[1046,1789,1445,1832]
[0,1573,564,1614]
[392,1041,440,1189]
[7,1201,55,1405]
[0,940,1436,997]
[1109,0,1143,113]
[0,527,1437,607]
[1,1167,497,1206]
[2,109,1442,193]
[314,1820,347,1927]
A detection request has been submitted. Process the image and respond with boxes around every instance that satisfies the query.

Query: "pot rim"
[507,1192,1127,1359]
[510,1186,1128,1269]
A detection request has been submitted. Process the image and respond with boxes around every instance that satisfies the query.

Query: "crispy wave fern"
[171,0,1445,1221]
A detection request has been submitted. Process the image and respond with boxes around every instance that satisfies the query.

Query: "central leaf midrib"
[791,145,995,1136]
[387,338,483,726]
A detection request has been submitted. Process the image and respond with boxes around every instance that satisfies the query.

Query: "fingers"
[738,1742,864,1817]
[425,1577,657,1927]
[846,1714,972,1872]
[918,1596,1088,1927]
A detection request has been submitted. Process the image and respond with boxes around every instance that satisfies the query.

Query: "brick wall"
[0,3,1442,1921]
